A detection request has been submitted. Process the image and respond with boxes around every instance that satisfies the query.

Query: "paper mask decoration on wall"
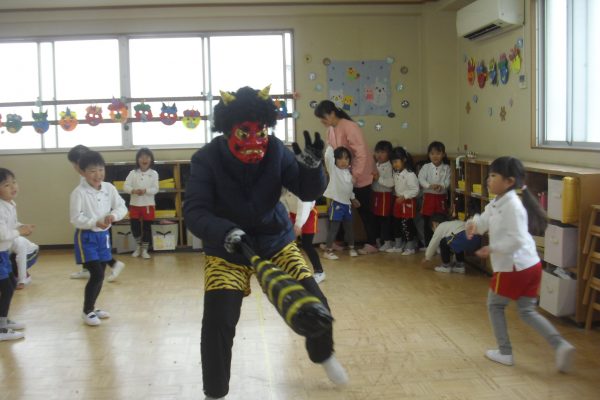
[273,99,288,119]
[509,46,521,74]
[160,103,178,125]
[59,108,78,131]
[181,109,201,130]
[342,95,354,111]
[465,102,471,114]
[32,110,49,134]
[488,59,498,86]
[467,58,476,86]
[134,103,153,122]
[85,105,103,126]
[476,61,487,89]
[499,53,509,84]
[6,114,22,133]
[108,98,129,124]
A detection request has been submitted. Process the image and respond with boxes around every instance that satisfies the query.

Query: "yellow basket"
[159,178,176,189]
[472,183,482,194]
[113,181,125,191]
[458,180,466,190]
[155,209,177,218]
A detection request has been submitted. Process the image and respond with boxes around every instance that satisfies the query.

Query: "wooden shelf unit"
[449,156,600,324]
[105,160,192,248]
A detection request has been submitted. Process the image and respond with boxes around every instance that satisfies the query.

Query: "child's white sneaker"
[349,249,358,257]
[6,319,25,330]
[321,354,349,386]
[94,310,111,319]
[107,260,125,282]
[70,269,90,279]
[0,328,24,341]
[323,251,339,260]
[556,341,575,373]
[313,272,326,284]
[401,248,416,256]
[452,263,466,274]
[82,312,101,326]
[378,241,394,252]
[141,248,151,259]
[434,264,453,273]
[485,349,514,366]
[131,246,141,257]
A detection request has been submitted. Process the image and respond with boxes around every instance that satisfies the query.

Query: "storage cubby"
[106,160,192,248]
[449,156,600,324]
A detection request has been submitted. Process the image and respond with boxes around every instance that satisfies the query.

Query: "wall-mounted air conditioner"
[457,0,524,41]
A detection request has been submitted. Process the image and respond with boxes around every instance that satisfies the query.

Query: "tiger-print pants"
[201,242,334,398]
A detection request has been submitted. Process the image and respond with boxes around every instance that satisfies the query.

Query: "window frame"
[534,0,600,151]
[0,30,295,154]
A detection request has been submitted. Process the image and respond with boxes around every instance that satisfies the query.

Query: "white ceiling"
[0,0,439,11]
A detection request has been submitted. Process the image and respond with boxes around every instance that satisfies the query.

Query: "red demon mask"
[227,121,269,164]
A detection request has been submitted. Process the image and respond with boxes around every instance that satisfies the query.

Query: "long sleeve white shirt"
[418,162,451,194]
[393,169,420,199]
[0,199,21,251]
[469,190,539,272]
[280,190,315,229]
[70,180,128,231]
[323,146,355,205]
[425,220,466,260]
[372,161,394,193]
[123,168,159,207]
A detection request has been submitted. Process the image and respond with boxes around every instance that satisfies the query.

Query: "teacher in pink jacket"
[314,100,378,254]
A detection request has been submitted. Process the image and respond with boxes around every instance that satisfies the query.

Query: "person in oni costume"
[183,86,349,400]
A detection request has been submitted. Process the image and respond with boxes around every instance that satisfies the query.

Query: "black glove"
[224,228,247,254]
[292,131,324,168]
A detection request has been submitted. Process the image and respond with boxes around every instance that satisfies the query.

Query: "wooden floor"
[2,249,599,400]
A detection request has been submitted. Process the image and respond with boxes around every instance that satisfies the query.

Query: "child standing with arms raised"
[70,151,127,326]
[387,147,420,255]
[466,156,575,372]
[418,141,451,246]
[371,140,395,251]
[0,168,28,341]
[124,148,159,259]
[322,145,360,260]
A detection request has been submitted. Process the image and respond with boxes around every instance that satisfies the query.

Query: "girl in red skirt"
[388,147,420,255]
[466,156,575,372]
[418,141,450,245]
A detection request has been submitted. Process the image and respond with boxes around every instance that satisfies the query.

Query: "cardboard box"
[458,180,466,190]
[472,183,482,194]
[547,178,563,221]
[151,223,178,250]
[112,224,137,254]
[539,269,577,317]
[544,223,578,268]
[186,230,203,250]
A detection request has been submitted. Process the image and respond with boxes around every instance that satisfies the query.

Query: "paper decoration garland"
[134,103,153,122]
[59,108,78,131]
[6,114,22,133]
[85,106,103,126]
[500,106,507,121]
[108,98,129,124]
[476,61,487,88]
[32,110,49,134]
[465,102,471,114]
[499,53,509,84]
[160,103,178,125]
[273,99,288,119]
[181,109,201,130]
[467,58,476,86]
[509,46,521,74]
[488,59,498,85]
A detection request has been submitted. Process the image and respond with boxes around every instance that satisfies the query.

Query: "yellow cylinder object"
[561,177,579,224]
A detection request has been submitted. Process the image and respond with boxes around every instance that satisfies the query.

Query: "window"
[0,32,294,152]
[537,0,600,148]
